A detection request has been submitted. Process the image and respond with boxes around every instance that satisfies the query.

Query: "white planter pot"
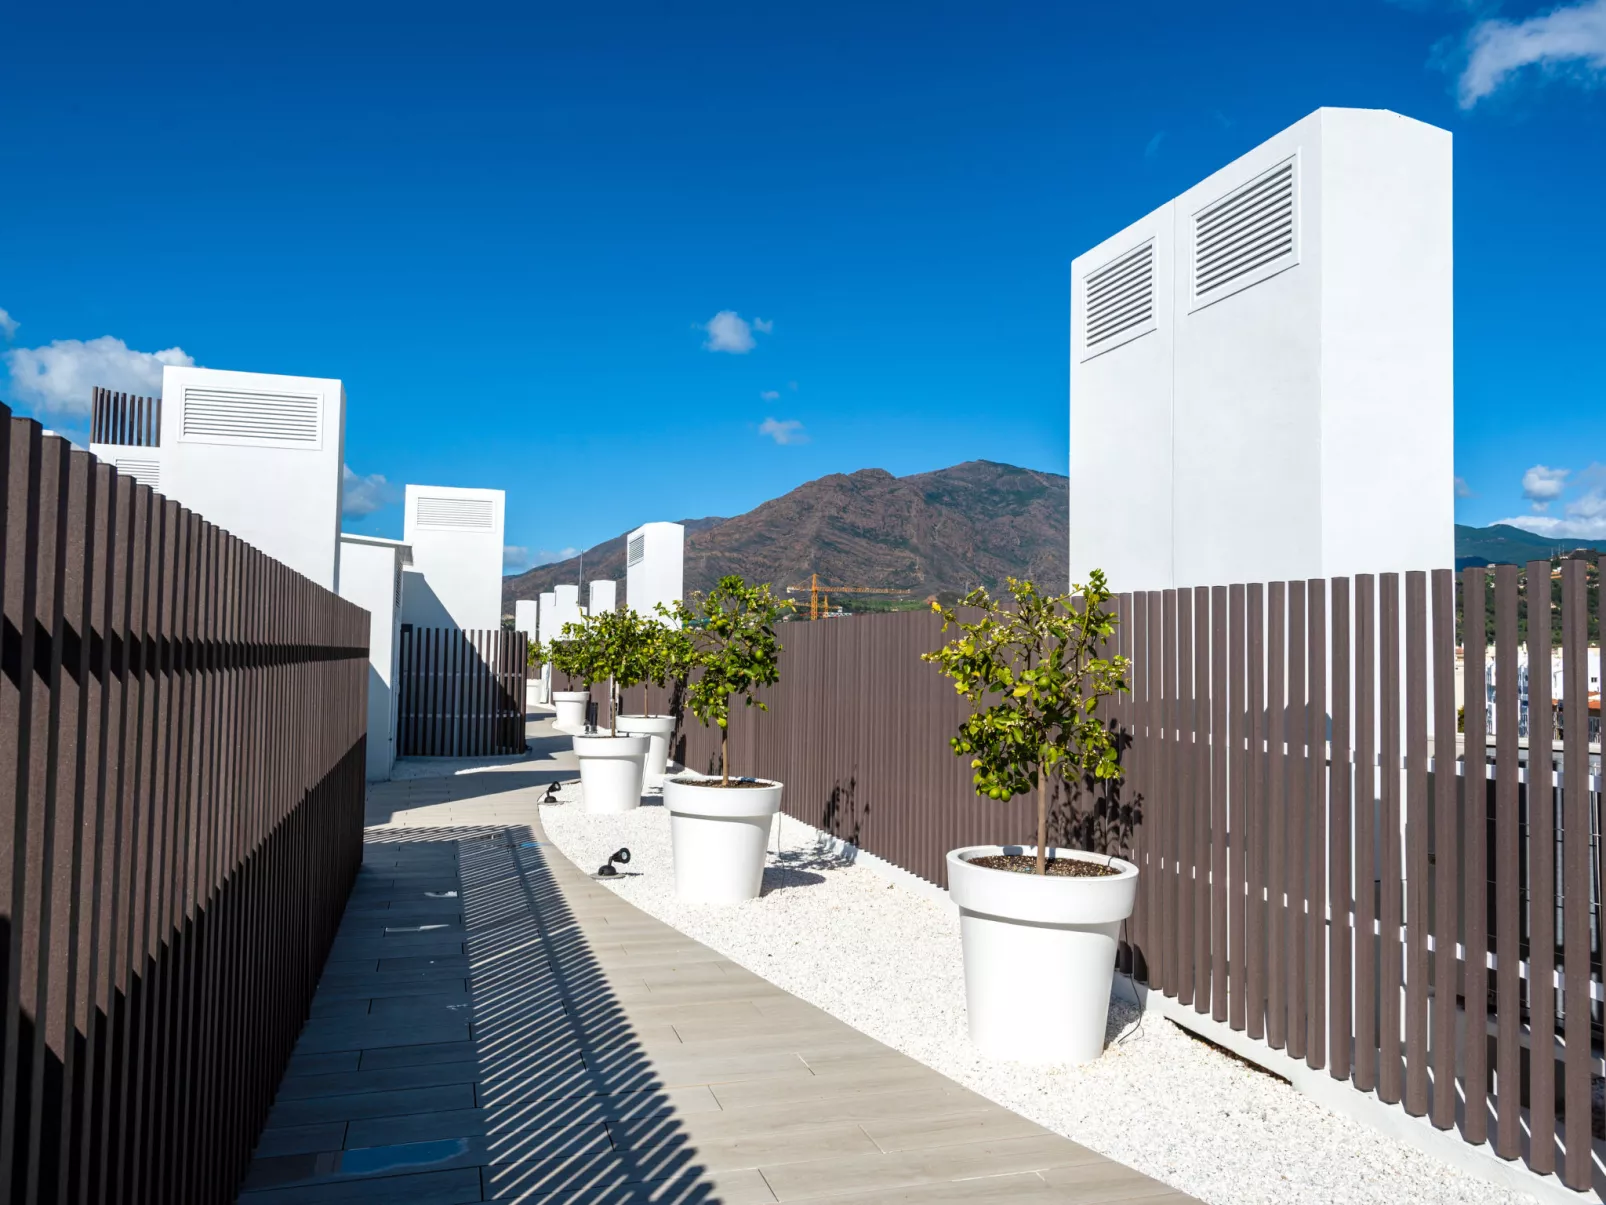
[663,777,783,903]
[552,690,590,733]
[573,734,649,813]
[947,845,1138,1064]
[615,714,675,788]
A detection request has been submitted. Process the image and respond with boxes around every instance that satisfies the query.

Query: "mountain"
[1455,523,1606,569]
[502,460,1069,613]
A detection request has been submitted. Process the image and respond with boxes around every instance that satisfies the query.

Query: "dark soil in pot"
[968,854,1122,877]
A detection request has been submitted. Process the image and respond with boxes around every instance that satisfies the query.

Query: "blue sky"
[4,0,1603,568]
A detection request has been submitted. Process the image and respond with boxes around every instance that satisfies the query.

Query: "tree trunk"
[1035,767,1047,875]
[609,677,617,737]
[721,725,730,787]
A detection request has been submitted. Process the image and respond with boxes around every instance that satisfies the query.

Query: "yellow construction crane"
[786,573,912,620]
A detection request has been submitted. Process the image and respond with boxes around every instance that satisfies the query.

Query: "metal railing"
[89,386,161,447]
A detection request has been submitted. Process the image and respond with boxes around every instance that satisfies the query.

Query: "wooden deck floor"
[237,723,1195,1204]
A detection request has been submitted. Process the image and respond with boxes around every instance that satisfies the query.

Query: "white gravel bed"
[540,783,1537,1205]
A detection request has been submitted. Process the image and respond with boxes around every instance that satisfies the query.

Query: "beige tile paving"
[237,718,1195,1204]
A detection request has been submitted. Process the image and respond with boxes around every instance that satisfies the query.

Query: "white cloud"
[760,389,780,401]
[1459,0,1606,107]
[341,465,398,518]
[702,310,771,354]
[0,308,17,340]
[5,335,194,419]
[1522,463,1570,506]
[1498,462,1606,539]
[1455,475,1475,498]
[759,417,808,445]
[504,545,532,571]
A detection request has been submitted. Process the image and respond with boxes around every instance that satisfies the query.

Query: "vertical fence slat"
[1211,585,1228,1022]
[1194,586,1211,1013]
[1404,570,1430,1117]
[1526,558,1556,1175]
[1461,568,1489,1146]
[1354,575,1377,1093]
[1268,581,1287,1051]
[1328,579,1352,1081]
[1431,568,1458,1128]
[1247,583,1267,1043]
[1307,579,1326,1069]
[1559,558,1589,1190]
[1379,572,1404,1104]
[1228,583,1246,1032]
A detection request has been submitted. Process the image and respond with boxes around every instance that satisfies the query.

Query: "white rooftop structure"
[337,533,412,781]
[552,584,583,637]
[589,579,617,616]
[156,365,347,589]
[401,484,505,630]
[1068,108,1454,592]
[625,521,684,621]
[537,590,558,644]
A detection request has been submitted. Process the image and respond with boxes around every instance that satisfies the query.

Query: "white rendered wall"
[402,484,505,630]
[537,591,557,644]
[514,599,537,638]
[553,584,583,636]
[590,580,617,616]
[88,444,166,495]
[1069,108,1453,593]
[337,534,411,781]
[158,366,345,589]
[625,522,685,621]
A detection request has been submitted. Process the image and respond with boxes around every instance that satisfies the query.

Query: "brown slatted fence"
[619,562,1601,1192]
[395,627,527,757]
[0,401,368,1205]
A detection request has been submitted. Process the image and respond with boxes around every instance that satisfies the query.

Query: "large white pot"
[573,733,649,813]
[662,777,783,903]
[615,714,675,788]
[552,690,590,733]
[947,845,1138,1064]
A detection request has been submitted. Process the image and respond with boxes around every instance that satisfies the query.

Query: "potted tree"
[924,572,1135,1064]
[547,635,592,734]
[566,610,654,813]
[662,576,792,903]
[617,608,693,790]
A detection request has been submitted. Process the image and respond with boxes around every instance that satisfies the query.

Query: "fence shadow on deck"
[359,825,726,1204]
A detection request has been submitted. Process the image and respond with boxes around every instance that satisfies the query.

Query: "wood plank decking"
[237,724,1195,1204]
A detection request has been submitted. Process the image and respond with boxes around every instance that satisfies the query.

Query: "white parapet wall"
[158,365,346,590]
[1068,107,1454,593]
[338,533,412,781]
[625,521,684,620]
[514,599,537,640]
[589,579,617,616]
[552,584,583,634]
[401,484,505,630]
[537,590,557,644]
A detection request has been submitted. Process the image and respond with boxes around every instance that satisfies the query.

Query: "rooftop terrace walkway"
[237,722,1196,1204]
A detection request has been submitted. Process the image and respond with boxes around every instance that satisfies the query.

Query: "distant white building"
[590,580,617,616]
[338,533,412,781]
[514,599,538,640]
[1068,108,1454,592]
[625,521,685,621]
[154,365,347,590]
[401,484,505,630]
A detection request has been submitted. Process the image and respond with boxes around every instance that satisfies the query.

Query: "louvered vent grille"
[416,497,494,530]
[181,387,321,445]
[116,459,161,491]
[1192,158,1297,305]
[1083,241,1155,355]
[627,536,645,566]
